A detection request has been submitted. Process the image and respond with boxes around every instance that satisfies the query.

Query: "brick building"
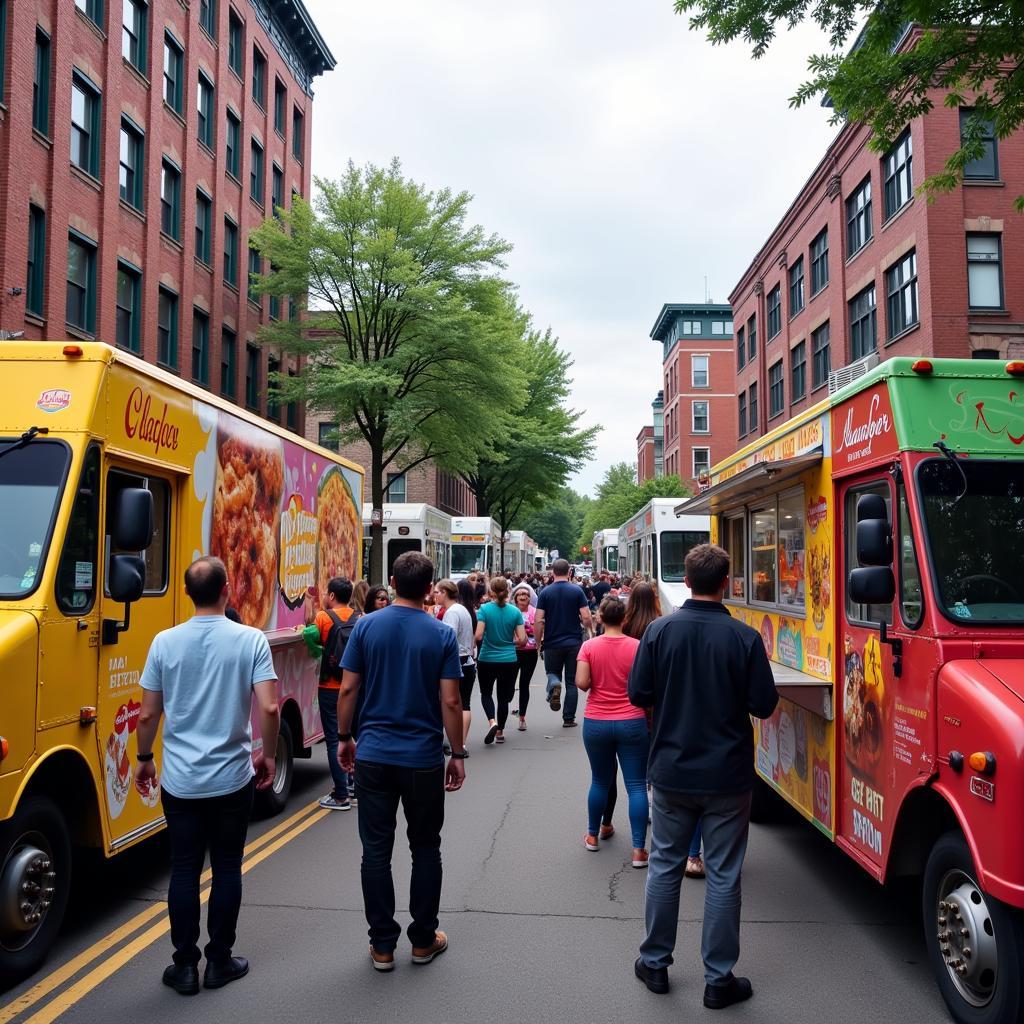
[0,0,333,432]
[649,303,737,486]
[731,40,1024,443]
[636,424,655,483]
[635,391,664,483]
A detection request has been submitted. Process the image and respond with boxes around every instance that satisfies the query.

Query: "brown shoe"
[369,945,395,972]
[411,931,448,965]
[599,824,615,841]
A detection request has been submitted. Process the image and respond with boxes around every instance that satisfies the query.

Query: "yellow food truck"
[0,342,363,983]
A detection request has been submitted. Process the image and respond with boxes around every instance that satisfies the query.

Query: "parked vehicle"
[450,516,502,580]
[592,529,620,574]
[362,503,451,581]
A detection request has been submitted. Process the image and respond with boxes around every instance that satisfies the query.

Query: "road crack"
[607,860,630,903]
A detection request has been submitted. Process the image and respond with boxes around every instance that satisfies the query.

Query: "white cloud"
[304,0,838,493]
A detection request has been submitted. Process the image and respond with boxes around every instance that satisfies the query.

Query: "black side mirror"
[108,554,146,604]
[849,566,896,606]
[856,494,892,566]
[113,488,154,551]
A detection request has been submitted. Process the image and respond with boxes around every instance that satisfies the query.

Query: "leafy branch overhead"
[674,0,1024,209]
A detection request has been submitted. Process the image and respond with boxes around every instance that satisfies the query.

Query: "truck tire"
[255,718,294,817]
[749,776,784,824]
[923,830,1024,1024]
[0,796,72,986]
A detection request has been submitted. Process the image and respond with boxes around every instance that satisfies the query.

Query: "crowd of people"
[134,545,780,1012]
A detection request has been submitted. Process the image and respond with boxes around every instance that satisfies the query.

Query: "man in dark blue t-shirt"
[535,558,593,726]
[338,552,465,972]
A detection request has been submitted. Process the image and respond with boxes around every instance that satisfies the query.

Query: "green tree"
[250,160,527,583]
[674,1,1024,207]
[517,486,591,561]
[460,326,597,567]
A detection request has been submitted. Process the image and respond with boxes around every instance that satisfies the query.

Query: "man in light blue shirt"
[135,556,279,996]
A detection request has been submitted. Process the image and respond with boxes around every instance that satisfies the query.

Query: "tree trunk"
[369,442,385,585]
[473,484,490,517]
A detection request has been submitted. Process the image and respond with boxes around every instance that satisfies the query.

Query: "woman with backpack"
[475,577,527,746]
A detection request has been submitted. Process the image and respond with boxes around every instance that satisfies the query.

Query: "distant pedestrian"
[576,597,648,867]
[364,585,390,615]
[622,581,660,639]
[534,558,593,727]
[475,577,527,745]
[351,580,370,614]
[337,552,467,972]
[436,578,477,747]
[134,556,279,995]
[511,585,538,731]
[592,573,612,604]
[628,544,778,1009]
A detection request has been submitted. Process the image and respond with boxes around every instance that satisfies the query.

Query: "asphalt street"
[2,674,951,1024]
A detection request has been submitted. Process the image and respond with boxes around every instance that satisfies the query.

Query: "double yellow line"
[1,800,329,1024]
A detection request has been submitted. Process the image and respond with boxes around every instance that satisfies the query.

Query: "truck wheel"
[923,830,1024,1024]
[749,776,783,824]
[0,797,72,986]
[256,719,294,817]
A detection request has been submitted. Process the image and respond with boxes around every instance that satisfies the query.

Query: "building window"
[71,73,101,177]
[960,108,998,180]
[973,348,1000,360]
[286,371,297,430]
[747,315,756,362]
[160,160,181,241]
[274,78,286,136]
[680,320,702,335]
[846,176,872,256]
[119,118,144,209]
[34,30,51,135]
[791,341,806,401]
[292,105,304,161]
[250,138,264,203]
[195,190,212,265]
[66,234,96,334]
[737,391,747,437]
[224,217,238,285]
[245,344,260,409]
[121,0,146,74]
[221,327,236,396]
[272,164,284,217]
[252,46,266,108]
[883,129,913,220]
[811,322,831,389]
[386,473,407,503]
[75,0,103,28]
[849,284,877,360]
[197,72,214,148]
[749,382,758,431]
[225,109,240,177]
[966,234,1003,309]
[248,245,262,304]
[266,355,279,418]
[769,360,784,417]
[810,228,828,295]
[115,262,141,353]
[886,250,919,338]
[691,354,709,388]
[736,326,745,370]
[192,308,209,386]
[157,287,178,369]
[163,33,184,114]
[26,205,46,318]
[766,285,782,339]
[269,266,280,320]
[692,400,709,434]
[228,8,243,75]
[199,0,216,37]
[788,257,804,316]
[318,422,339,450]
[693,447,710,479]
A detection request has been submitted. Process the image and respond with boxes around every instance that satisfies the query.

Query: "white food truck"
[362,503,452,581]
[450,516,502,580]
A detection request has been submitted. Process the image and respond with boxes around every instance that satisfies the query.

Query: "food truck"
[361,503,451,580]
[676,356,1024,1024]
[450,516,502,580]
[593,528,620,574]
[504,530,537,574]
[0,343,363,982]
[617,499,709,611]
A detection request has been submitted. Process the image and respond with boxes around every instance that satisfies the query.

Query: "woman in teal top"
[475,577,526,746]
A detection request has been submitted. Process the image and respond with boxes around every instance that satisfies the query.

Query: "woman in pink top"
[577,596,649,868]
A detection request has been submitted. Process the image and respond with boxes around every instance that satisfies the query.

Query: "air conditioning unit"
[828,352,880,395]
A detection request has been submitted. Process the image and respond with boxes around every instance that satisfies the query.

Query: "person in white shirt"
[436,578,476,748]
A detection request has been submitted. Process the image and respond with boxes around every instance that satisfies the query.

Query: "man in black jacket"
[628,543,778,1010]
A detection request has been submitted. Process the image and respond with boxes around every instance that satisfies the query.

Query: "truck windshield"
[918,458,1024,624]
[661,531,711,583]
[0,440,70,598]
[452,545,486,573]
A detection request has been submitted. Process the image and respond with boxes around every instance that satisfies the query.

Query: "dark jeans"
[515,649,538,715]
[478,660,519,729]
[318,687,350,800]
[582,717,650,847]
[356,760,445,953]
[458,662,477,711]
[544,644,581,721]
[161,781,254,967]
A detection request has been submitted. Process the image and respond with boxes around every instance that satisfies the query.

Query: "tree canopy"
[673,0,1024,208]
[516,486,593,561]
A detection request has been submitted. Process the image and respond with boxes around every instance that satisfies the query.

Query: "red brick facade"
[636,424,655,483]
[0,0,333,433]
[731,70,1024,444]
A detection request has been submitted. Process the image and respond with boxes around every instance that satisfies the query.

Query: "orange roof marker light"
[969,751,996,775]
[62,344,83,358]
[1005,361,1024,376]
[911,359,933,374]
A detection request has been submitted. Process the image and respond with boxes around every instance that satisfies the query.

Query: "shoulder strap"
[326,609,343,628]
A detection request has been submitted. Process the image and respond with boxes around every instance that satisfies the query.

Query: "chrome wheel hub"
[937,871,998,1007]
[272,734,290,796]
[1,843,56,943]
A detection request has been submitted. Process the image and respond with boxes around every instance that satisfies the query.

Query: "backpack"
[320,610,358,683]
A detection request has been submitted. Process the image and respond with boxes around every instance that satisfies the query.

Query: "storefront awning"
[675,448,823,516]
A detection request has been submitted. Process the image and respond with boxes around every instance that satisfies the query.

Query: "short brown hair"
[685,543,730,596]
[184,556,228,607]
[392,551,435,599]
[598,596,626,626]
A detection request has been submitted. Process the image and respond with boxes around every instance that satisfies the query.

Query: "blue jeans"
[318,687,349,800]
[544,645,580,722]
[582,717,650,848]
[640,788,752,984]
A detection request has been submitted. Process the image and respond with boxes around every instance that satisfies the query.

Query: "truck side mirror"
[856,493,892,566]
[108,554,146,604]
[113,488,154,551]
[849,566,896,606]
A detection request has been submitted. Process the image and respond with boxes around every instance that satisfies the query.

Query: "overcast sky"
[303,0,838,494]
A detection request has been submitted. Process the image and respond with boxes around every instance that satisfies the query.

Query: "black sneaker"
[484,723,499,745]
[634,957,669,994]
[548,684,562,711]
[162,963,200,995]
[703,975,753,1009]
[203,955,250,989]
[562,719,578,728]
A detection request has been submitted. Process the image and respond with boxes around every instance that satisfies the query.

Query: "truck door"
[97,464,177,851]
